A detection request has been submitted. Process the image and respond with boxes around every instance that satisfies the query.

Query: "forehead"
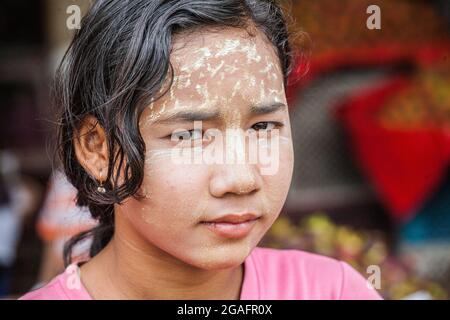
[171,27,281,74]
[143,27,285,122]
[172,28,282,91]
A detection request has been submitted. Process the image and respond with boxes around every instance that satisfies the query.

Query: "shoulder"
[248,247,382,300]
[19,273,70,300]
[19,264,91,300]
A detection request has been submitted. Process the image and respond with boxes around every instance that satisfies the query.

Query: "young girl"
[21,0,381,300]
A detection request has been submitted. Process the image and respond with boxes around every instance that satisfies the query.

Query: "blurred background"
[0,0,449,299]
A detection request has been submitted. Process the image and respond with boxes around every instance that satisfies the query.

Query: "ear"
[73,115,109,182]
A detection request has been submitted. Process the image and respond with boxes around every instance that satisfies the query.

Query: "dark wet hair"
[56,0,306,266]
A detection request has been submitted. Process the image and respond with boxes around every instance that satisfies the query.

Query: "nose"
[209,162,261,198]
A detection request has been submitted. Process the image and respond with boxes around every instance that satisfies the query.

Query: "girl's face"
[118,27,294,270]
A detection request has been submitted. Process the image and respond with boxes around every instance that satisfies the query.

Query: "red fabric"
[335,77,450,221]
[285,41,450,221]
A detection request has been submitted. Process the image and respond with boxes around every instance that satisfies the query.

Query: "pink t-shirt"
[20,247,382,300]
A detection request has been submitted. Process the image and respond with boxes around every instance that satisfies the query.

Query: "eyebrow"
[152,101,287,124]
[152,109,221,124]
[249,102,287,115]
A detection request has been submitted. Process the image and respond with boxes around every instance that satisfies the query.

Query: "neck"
[79,216,244,300]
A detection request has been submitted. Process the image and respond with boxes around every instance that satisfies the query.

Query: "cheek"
[137,157,211,230]
[277,136,295,190]
[259,139,294,218]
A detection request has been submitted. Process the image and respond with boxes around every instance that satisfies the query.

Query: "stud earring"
[97,181,106,193]
[97,182,106,193]
[97,171,106,193]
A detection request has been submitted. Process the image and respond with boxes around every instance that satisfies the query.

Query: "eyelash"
[168,121,284,141]
[251,121,284,131]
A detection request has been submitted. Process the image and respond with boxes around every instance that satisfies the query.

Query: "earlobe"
[73,115,109,181]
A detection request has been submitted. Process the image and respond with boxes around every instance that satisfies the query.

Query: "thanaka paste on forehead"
[142,32,286,126]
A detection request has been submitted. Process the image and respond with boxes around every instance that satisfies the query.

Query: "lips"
[200,213,260,239]
[204,213,260,224]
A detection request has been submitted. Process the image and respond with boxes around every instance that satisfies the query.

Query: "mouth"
[200,213,261,239]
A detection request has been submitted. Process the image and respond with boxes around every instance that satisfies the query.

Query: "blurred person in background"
[0,150,33,295]
[36,170,96,284]
[0,166,14,295]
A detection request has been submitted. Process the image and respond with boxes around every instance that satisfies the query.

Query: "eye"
[171,129,203,141]
[251,121,283,131]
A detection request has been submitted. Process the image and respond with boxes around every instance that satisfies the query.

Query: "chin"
[194,257,244,271]
[183,243,254,271]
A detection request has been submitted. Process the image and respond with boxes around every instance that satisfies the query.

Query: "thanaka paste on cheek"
[140,147,211,229]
